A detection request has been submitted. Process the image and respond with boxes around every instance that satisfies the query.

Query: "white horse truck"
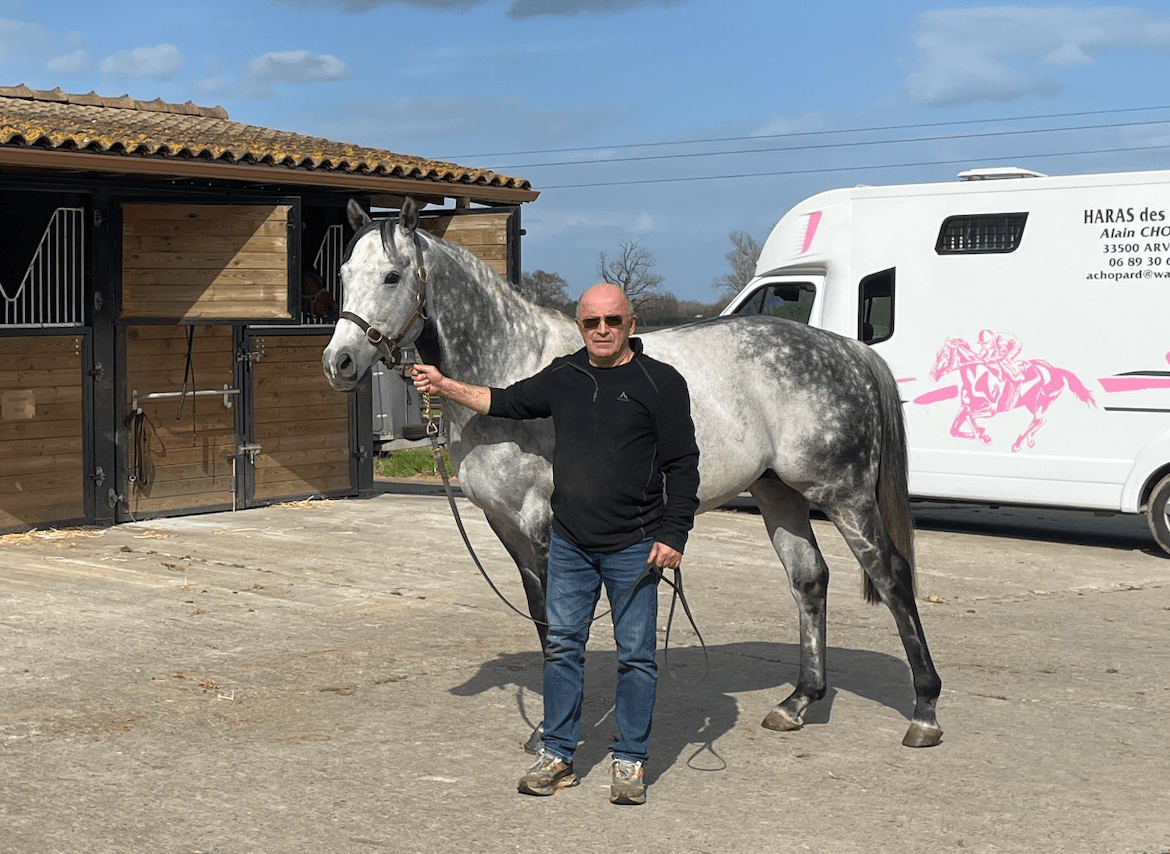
[721,166,1170,555]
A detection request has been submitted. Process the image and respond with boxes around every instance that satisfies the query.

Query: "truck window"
[728,282,816,324]
[936,213,1028,254]
[858,269,894,344]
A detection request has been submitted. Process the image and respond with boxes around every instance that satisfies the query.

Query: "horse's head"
[322,197,429,391]
[928,337,960,382]
[301,268,339,322]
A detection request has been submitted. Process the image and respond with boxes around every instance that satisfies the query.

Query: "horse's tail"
[1062,369,1098,407]
[1031,360,1097,407]
[857,343,916,604]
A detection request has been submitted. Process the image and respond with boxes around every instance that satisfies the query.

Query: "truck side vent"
[935,213,1028,254]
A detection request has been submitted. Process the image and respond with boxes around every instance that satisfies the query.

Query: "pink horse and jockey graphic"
[924,330,1097,453]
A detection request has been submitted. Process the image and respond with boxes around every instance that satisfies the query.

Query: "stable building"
[0,85,537,533]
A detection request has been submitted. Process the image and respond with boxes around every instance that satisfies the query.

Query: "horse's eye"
[384,271,401,286]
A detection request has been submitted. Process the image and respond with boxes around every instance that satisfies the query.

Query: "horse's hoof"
[902,722,943,748]
[761,709,802,732]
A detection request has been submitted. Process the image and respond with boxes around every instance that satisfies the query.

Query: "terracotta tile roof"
[0,85,535,202]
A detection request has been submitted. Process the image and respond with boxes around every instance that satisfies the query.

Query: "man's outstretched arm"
[411,364,492,415]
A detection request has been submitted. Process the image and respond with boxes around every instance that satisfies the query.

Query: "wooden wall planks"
[121,204,292,320]
[0,335,85,528]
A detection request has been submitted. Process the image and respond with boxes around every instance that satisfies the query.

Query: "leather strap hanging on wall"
[176,325,197,445]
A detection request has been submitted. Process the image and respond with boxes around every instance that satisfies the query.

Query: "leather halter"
[338,227,428,368]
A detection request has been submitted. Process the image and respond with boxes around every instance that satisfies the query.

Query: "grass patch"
[374,447,454,479]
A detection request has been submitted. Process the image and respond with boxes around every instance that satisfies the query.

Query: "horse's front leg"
[962,401,994,445]
[949,406,978,440]
[749,479,830,731]
[483,512,550,753]
[483,512,550,643]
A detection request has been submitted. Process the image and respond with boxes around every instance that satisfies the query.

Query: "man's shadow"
[449,640,913,782]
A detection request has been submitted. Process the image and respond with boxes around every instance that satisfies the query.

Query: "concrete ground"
[1,484,1168,854]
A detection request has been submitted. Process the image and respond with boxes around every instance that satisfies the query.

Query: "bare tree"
[712,229,765,298]
[678,298,727,319]
[596,240,666,314]
[518,269,570,310]
[636,292,679,327]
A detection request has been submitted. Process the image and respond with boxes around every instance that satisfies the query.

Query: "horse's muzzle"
[322,345,361,391]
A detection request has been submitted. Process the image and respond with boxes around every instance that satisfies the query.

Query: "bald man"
[412,283,700,805]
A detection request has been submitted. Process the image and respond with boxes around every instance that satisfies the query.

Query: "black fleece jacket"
[488,338,700,554]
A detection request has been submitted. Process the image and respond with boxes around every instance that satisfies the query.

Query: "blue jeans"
[541,530,659,765]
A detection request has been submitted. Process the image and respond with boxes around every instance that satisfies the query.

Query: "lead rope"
[416,361,707,681]
[419,367,537,623]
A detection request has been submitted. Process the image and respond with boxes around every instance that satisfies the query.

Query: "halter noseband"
[339,225,429,369]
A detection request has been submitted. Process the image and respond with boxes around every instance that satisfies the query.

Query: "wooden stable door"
[120,325,356,520]
[244,331,353,505]
[122,324,239,517]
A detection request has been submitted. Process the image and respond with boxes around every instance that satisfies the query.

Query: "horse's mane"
[414,227,579,387]
[421,229,573,328]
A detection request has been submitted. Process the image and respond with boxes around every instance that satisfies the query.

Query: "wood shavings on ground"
[0,527,107,545]
[272,497,330,509]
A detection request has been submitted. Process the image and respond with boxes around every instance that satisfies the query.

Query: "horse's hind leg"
[749,477,832,732]
[822,497,943,747]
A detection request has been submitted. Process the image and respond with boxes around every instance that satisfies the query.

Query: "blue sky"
[4,1,1170,302]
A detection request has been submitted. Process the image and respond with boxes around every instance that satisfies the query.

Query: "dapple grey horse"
[322,198,942,749]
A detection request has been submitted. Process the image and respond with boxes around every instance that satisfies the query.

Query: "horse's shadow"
[450,640,912,782]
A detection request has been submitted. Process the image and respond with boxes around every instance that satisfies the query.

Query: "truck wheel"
[1147,473,1170,557]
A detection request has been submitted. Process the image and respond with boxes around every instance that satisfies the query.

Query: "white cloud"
[48,49,91,74]
[196,50,350,99]
[0,18,55,60]
[245,50,349,83]
[0,18,90,74]
[1042,42,1091,67]
[528,209,625,237]
[906,6,1170,107]
[630,212,655,233]
[100,44,183,81]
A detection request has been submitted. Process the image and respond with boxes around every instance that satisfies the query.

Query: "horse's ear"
[347,199,372,231]
[399,197,420,235]
[379,217,397,260]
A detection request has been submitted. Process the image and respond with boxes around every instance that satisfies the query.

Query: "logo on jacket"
[617,391,631,402]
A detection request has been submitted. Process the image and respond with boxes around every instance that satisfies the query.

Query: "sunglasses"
[579,315,628,330]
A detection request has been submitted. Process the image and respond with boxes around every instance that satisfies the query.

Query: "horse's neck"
[425,240,577,389]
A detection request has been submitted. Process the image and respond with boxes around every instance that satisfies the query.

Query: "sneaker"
[517,750,578,796]
[610,758,646,805]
